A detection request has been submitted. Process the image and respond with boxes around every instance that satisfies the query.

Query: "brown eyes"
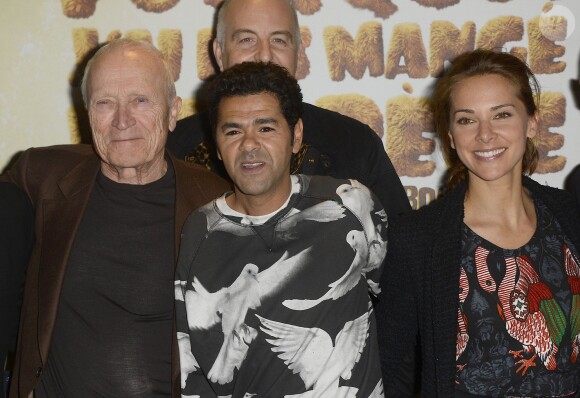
[494,112,511,119]
[455,112,512,125]
[456,117,472,125]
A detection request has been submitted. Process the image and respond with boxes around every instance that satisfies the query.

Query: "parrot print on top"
[455,197,580,397]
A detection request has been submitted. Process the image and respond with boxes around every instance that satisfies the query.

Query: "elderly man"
[1,39,229,397]
[175,61,387,396]
[166,0,410,217]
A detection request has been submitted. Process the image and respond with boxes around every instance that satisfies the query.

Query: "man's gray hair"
[80,38,176,107]
[215,0,301,52]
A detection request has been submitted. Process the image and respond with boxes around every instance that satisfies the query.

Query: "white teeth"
[242,162,264,169]
[475,148,505,158]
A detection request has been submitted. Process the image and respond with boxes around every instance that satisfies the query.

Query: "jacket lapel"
[37,156,100,359]
[430,183,466,396]
[171,155,221,256]
[170,155,214,397]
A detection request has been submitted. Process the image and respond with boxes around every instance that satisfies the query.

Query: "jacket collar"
[430,181,467,396]
[57,151,101,199]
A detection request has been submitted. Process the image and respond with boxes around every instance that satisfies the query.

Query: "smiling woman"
[432,50,541,192]
[376,49,580,397]
[447,73,538,194]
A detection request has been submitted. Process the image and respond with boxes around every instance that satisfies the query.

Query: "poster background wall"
[1,0,579,208]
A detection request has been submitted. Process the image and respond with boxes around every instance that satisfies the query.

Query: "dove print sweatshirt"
[175,174,388,397]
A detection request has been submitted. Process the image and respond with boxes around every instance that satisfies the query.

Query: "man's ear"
[213,39,224,72]
[168,96,182,132]
[292,119,303,154]
[216,143,222,161]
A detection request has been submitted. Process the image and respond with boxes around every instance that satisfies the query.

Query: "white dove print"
[336,181,387,269]
[199,199,346,240]
[208,262,261,384]
[256,310,372,398]
[177,332,200,389]
[368,379,384,398]
[367,208,387,272]
[276,201,347,240]
[178,248,313,384]
[339,180,387,279]
[283,229,369,310]
[336,180,380,240]
[283,196,386,311]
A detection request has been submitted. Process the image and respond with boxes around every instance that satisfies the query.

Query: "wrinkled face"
[214,0,299,75]
[448,74,537,185]
[87,47,180,184]
[215,93,302,214]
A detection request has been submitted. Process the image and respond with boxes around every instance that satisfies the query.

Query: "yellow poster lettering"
[429,21,475,77]
[414,0,460,9]
[106,31,123,42]
[316,94,384,138]
[385,23,429,79]
[419,186,438,208]
[61,0,97,18]
[70,28,99,85]
[131,0,179,13]
[71,29,184,85]
[158,30,183,81]
[476,15,524,51]
[296,26,312,80]
[528,16,566,74]
[62,0,179,18]
[178,98,196,120]
[405,185,418,210]
[196,28,216,81]
[124,29,153,42]
[535,92,566,173]
[386,96,435,177]
[323,22,384,81]
[345,0,398,19]
[68,107,82,144]
[294,0,322,15]
[405,186,439,210]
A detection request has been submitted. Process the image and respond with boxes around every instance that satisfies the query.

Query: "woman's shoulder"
[524,176,578,212]
[389,186,465,248]
[397,183,465,222]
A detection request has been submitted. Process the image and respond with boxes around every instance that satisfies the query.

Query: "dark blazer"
[0,183,33,398]
[376,176,580,397]
[1,144,230,398]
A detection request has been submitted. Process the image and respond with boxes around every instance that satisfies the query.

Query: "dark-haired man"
[175,61,387,396]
